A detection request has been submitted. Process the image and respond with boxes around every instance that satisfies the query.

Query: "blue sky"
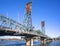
[0,0,60,38]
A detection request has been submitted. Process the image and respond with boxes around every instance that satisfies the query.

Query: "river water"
[47,41,60,46]
[0,40,60,46]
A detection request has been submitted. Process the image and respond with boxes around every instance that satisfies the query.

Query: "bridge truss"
[0,14,26,33]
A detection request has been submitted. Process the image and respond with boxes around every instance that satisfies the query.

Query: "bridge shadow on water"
[41,44,47,46]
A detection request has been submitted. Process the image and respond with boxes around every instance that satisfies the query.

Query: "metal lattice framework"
[0,14,26,32]
[24,1,33,31]
[0,1,47,38]
[0,14,47,37]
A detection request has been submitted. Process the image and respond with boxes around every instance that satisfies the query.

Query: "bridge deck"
[0,26,47,38]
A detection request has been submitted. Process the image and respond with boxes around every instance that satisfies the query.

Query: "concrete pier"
[41,37,46,45]
[26,38,33,46]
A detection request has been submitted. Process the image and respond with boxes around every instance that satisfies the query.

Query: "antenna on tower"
[18,12,20,23]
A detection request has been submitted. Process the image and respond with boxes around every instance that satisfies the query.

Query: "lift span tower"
[24,1,32,31]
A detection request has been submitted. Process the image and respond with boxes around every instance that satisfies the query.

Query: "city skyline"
[0,0,60,38]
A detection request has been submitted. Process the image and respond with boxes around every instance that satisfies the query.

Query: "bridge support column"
[41,39,46,44]
[41,37,46,45]
[26,38,33,46]
[41,39,46,45]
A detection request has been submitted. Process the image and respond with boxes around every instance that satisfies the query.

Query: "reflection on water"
[0,40,41,46]
[41,41,60,46]
[47,41,60,46]
[0,40,60,46]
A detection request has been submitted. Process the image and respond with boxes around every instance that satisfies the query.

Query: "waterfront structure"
[0,1,50,46]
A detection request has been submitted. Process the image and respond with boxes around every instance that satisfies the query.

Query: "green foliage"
[34,30,44,35]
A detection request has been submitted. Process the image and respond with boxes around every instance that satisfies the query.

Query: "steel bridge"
[0,1,50,46]
[0,15,48,46]
[0,14,46,36]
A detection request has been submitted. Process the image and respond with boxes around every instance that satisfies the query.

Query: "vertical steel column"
[24,1,32,31]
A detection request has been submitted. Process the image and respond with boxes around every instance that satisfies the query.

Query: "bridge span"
[0,1,50,45]
[0,14,50,46]
[0,26,48,46]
